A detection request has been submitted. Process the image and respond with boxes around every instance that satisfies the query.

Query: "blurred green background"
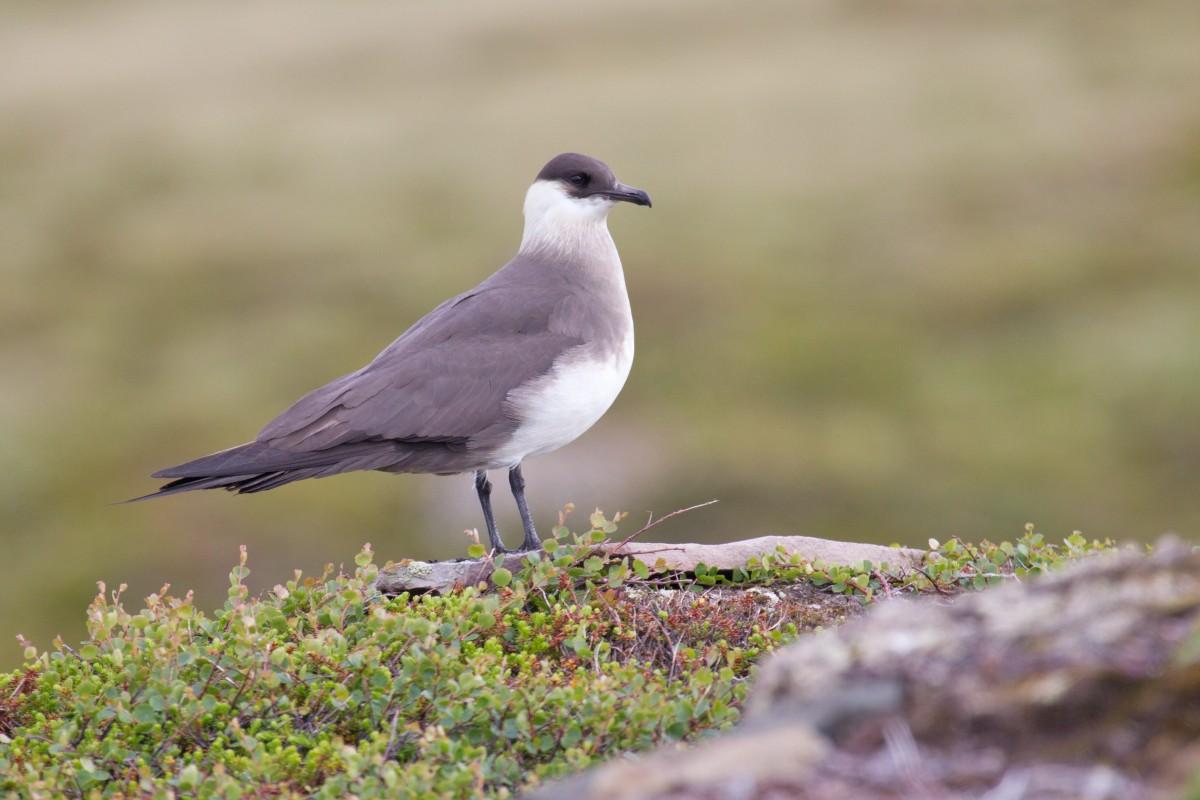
[3,0,1199,666]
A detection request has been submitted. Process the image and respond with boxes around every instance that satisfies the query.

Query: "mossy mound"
[0,516,1113,798]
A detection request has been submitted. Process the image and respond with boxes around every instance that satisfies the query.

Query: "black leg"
[474,470,507,554]
[509,463,541,551]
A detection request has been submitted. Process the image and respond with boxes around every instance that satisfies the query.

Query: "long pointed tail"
[128,439,405,502]
[124,470,321,502]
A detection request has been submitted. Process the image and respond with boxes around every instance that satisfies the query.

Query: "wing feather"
[143,260,587,494]
[255,284,581,454]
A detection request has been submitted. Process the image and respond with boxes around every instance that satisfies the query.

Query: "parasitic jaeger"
[134,153,651,553]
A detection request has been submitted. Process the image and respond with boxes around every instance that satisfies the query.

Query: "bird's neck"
[518,182,621,271]
[519,217,619,270]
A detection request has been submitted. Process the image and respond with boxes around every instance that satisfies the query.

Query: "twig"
[616,546,687,557]
[7,671,34,701]
[653,612,683,683]
[611,499,719,551]
[918,567,952,596]
[382,707,404,762]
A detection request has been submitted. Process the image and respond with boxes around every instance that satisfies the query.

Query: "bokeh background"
[4,0,1199,666]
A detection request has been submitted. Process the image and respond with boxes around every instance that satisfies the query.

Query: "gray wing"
[144,267,587,490]
[255,284,581,454]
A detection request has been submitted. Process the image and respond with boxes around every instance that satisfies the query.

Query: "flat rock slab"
[611,535,923,573]
[374,535,926,595]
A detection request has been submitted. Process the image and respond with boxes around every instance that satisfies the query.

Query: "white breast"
[489,329,634,468]
[490,178,636,468]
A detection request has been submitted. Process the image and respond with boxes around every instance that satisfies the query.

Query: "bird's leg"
[474,470,507,554]
[509,463,542,551]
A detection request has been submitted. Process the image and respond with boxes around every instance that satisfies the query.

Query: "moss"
[0,518,1114,798]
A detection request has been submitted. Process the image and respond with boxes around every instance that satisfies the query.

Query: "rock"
[610,535,924,573]
[374,553,529,594]
[549,725,830,800]
[374,535,925,595]
[527,539,1200,800]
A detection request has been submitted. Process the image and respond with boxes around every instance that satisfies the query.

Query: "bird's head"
[520,153,650,256]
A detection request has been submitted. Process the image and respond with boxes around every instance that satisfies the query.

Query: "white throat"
[519,180,619,263]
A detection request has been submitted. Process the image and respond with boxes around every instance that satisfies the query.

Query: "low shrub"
[0,514,1114,798]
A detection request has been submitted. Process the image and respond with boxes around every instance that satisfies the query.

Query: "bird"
[134,152,651,553]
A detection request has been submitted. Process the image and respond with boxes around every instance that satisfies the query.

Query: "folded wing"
[141,282,582,496]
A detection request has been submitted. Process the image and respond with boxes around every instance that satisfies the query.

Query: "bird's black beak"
[603,182,652,207]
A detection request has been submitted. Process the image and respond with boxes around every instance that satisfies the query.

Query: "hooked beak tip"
[607,184,652,208]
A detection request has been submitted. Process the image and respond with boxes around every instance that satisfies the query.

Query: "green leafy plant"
[0,517,1114,798]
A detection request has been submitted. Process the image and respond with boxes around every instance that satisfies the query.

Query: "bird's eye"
[569,173,589,187]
